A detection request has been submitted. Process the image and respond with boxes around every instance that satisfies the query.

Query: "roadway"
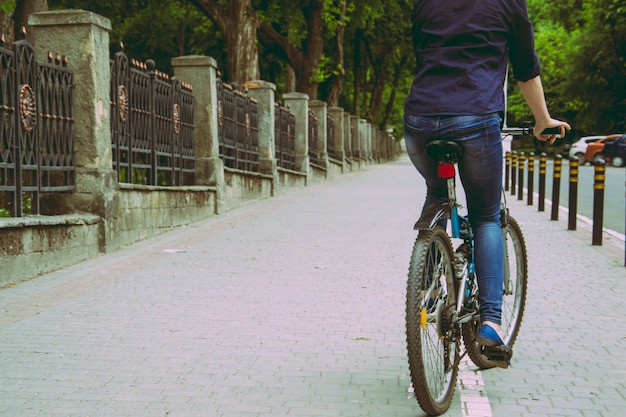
[0,155,624,417]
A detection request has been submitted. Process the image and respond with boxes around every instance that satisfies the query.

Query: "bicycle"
[405,126,558,415]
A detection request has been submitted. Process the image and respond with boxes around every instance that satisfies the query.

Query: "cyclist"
[403,0,570,352]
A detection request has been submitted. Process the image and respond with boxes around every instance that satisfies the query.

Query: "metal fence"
[308,111,323,167]
[217,79,260,172]
[274,103,296,171]
[327,114,339,161]
[110,49,195,186]
[0,35,75,217]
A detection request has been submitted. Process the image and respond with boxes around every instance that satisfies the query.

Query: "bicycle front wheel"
[406,227,459,416]
[463,215,528,369]
[500,215,527,345]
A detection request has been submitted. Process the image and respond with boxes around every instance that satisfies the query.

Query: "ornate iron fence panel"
[217,79,259,172]
[326,114,338,161]
[110,50,131,184]
[0,38,17,217]
[175,79,195,185]
[308,111,323,167]
[0,35,75,217]
[110,49,194,186]
[274,103,296,171]
[38,53,75,193]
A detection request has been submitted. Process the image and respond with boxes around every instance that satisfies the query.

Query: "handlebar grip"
[539,127,561,135]
[501,126,565,136]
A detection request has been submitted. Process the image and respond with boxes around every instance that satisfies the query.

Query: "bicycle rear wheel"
[406,227,459,416]
[463,215,528,369]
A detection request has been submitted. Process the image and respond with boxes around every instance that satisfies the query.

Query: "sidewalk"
[0,155,624,417]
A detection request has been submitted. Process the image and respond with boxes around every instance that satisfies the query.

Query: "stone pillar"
[328,106,345,168]
[359,119,369,165]
[343,111,352,163]
[244,80,277,184]
[29,10,115,245]
[308,100,328,170]
[171,56,224,206]
[171,56,222,181]
[282,93,310,177]
[350,115,361,169]
[370,124,378,162]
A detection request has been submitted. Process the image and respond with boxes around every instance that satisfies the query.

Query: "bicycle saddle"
[425,140,463,162]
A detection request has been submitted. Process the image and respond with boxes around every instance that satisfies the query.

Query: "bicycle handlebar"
[501,126,561,136]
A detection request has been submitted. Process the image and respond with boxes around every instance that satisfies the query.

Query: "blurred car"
[567,136,605,165]
[502,134,512,155]
[584,134,626,167]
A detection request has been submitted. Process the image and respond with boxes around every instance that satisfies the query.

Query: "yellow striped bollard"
[592,158,606,245]
[550,155,562,220]
[538,152,547,212]
[517,152,525,200]
[511,151,517,196]
[527,152,535,206]
[505,151,511,191]
[568,156,579,230]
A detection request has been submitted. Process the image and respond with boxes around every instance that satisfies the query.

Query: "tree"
[190,0,259,86]
[256,0,327,99]
[568,0,626,132]
[0,0,49,43]
[49,0,216,73]
[14,0,48,35]
[338,0,412,129]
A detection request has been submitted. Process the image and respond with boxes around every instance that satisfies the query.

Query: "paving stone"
[0,156,624,417]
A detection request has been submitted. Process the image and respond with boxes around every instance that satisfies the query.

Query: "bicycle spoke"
[406,227,458,415]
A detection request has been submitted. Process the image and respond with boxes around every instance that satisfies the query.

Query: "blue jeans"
[403,113,504,325]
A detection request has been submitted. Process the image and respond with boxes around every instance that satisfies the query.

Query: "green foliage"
[48,0,223,73]
[567,0,626,133]
[46,0,624,137]
[515,0,626,135]
[0,1,16,15]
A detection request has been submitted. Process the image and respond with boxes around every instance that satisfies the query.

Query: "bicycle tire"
[462,215,528,369]
[406,227,459,416]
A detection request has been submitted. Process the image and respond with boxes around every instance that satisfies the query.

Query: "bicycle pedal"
[484,344,513,369]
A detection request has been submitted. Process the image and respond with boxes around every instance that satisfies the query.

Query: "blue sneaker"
[476,324,512,368]
[475,324,504,347]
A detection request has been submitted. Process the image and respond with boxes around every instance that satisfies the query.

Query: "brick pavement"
[0,155,624,417]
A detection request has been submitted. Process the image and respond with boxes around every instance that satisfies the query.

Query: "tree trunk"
[286,64,296,93]
[367,58,385,122]
[326,0,347,107]
[295,0,324,99]
[190,0,259,86]
[226,0,259,86]
[257,0,325,99]
[14,0,48,38]
[352,29,363,117]
[0,12,14,44]
[380,55,409,129]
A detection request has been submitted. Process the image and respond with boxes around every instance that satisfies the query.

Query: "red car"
[584,134,626,167]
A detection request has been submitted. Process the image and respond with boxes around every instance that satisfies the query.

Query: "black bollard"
[551,155,562,220]
[511,152,517,196]
[517,152,525,200]
[538,152,547,212]
[592,158,606,246]
[505,151,511,191]
[527,152,535,206]
[568,156,579,230]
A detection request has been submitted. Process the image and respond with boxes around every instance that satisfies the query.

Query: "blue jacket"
[404,0,541,117]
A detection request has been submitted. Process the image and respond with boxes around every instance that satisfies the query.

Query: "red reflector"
[438,163,455,179]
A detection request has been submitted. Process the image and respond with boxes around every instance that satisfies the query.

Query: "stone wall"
[0,9,400,287]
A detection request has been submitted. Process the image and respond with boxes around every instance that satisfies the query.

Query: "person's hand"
[534,119,571,144]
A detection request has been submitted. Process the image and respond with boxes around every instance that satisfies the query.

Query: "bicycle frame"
[406,132,528,415]
[415,156,479,325]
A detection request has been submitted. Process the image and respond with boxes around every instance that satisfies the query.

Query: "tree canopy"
[20,0,624,137]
